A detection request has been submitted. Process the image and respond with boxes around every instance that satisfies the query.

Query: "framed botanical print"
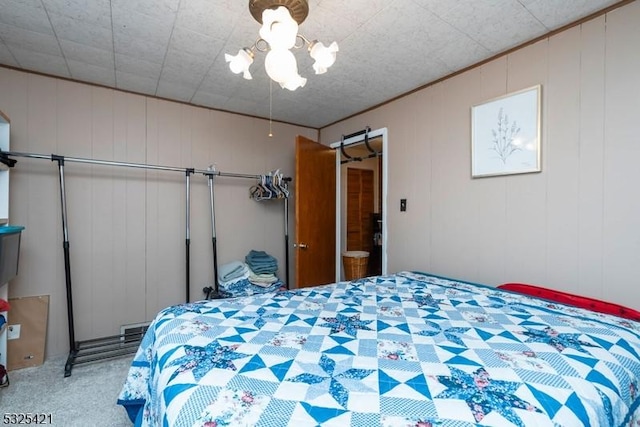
[471,85,541,178]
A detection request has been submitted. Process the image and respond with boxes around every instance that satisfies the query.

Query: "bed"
[117,271,640,426]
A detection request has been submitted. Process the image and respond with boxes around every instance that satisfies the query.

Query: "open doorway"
[330,128,387,282]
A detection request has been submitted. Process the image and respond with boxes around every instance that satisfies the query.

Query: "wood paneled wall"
[321,2,640,309]
[0,70,315,358]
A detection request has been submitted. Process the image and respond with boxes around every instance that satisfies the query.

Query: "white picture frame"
[471,85,541,178]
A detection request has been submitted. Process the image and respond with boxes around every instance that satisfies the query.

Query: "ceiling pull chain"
[269,79,273,137]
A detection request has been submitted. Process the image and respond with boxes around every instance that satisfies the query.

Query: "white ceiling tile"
[67,60,115,86]
[314,0,391,27]
[431,34,491,71]
[417,0,548,51]
[116,71,158,95]
[175,0,244,39]
[0,0,42,9]
[191,91,231,109]
[60,39,114,69]
[115,54,162,80]
[10,46,70,77]
[112,0,180,24]
[197,60,250,96]
[303,0,390,42]
[111,7,174,46]
[522,0,619,29]
[113,36,167,65]
[168,26,225,60]
[0,41,19,67]
[0,1,54,35]
[48,12,114,51]
[42,0,111,29]
[219,82,270,105]
[221,95,265,117]
[349,2,441,59]
[156,79,197,102]
[0,23,62,56]
[160,49,212,85]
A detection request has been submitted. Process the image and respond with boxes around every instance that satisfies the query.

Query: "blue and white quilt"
[118,272,640,426]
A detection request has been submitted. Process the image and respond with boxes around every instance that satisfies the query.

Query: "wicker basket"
[342,251,369,280]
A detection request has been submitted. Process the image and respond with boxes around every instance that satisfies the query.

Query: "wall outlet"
[7,324,20,340]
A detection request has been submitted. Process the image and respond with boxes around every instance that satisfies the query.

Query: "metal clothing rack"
[0,149,291,376]
[202,167,291,299]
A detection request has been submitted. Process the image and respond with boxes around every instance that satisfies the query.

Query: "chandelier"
[225,0,339,91]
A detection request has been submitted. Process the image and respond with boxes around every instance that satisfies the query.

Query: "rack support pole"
[185,169,194,303]
[207,170,221,298]
[284,197,290,289]
[52,156,76,377]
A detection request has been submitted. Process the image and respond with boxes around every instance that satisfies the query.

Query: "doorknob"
[294,243,308,249]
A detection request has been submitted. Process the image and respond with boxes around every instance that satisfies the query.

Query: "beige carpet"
[0,355,134,426]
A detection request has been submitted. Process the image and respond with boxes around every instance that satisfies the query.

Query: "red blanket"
[498,283,640,321]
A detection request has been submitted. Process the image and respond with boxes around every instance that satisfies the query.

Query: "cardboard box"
[7,295,49,370]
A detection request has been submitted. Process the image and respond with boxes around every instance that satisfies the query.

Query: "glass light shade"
[225,48,253,80]
[264,48,298,84]
[280,74,307,91]
[309,41,339,74]
[259,6,298,50]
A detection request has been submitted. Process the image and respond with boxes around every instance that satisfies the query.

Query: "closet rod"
[4,150,211,174]
[4,149,196,300]
[214,171,261,179]
[3,149,290,182]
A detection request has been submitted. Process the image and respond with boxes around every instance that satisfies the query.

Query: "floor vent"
[120,322,150,344]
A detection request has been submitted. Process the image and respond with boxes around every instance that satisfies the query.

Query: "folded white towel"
[248,272,278,285]
[219,269,251,286]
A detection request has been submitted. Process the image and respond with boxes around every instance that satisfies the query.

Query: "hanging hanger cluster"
[250,169,291,201]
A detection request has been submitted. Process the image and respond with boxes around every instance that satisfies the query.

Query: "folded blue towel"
[245,250,278,274]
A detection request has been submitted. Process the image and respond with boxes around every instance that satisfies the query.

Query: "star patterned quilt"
[117,272,640,426]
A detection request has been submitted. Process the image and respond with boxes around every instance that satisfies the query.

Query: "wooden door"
[346,168,374,254]
[295,135,336,288]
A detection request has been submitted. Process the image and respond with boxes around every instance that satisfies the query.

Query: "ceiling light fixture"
[225,0,339,91]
